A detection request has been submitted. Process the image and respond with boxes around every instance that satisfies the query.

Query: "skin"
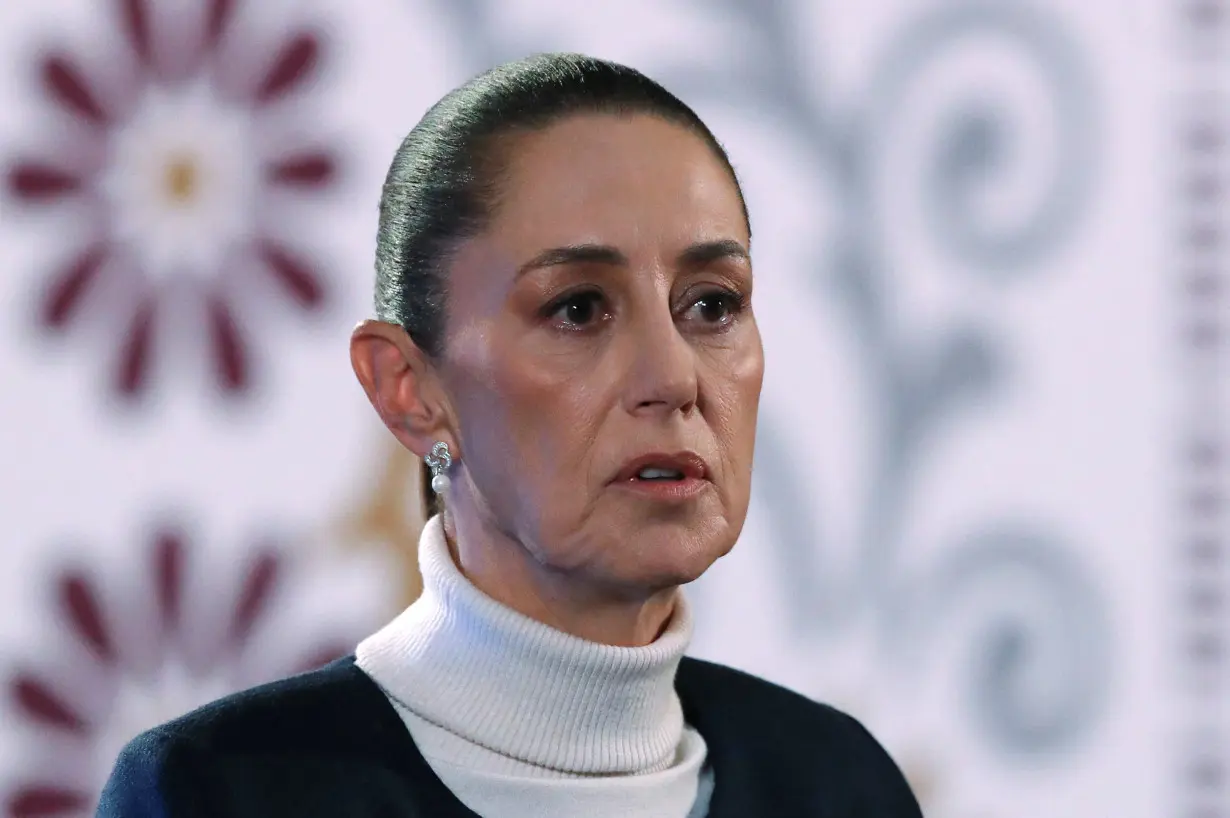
[350,113,764,647]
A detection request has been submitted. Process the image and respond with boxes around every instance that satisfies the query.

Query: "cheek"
[484,355,609,489]
[735,327,766,427]
[706,336,764,466]
[451,380,520,491]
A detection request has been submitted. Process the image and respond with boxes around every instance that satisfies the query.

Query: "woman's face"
[441,113,763,595]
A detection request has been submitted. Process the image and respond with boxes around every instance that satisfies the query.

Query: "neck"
[443,501,677,648]
[356,513,703,784]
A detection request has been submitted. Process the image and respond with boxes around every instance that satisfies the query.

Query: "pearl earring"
[424,441,453,494]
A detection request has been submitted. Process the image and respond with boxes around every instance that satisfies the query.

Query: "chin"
[621,516,736,588]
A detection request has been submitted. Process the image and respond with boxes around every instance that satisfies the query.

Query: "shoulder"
[677,657,923,816]
[677,655,862,737]
[130,656,385,756]
[97,657,408,816]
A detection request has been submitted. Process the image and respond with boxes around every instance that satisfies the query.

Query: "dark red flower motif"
[6,0,339,397]
[2,529,351,818]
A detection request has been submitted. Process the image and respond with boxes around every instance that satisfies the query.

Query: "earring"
[424,441,453,494]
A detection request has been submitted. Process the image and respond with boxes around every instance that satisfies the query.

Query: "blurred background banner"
[0,0,1209,816]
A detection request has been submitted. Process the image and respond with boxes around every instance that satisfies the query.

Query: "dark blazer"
[97,655,923,817]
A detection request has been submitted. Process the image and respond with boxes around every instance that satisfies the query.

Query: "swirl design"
[424,441,453,476]
[866,3,1097,276]
[672,0,1112,757]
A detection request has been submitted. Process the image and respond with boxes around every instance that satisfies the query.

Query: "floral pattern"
[6,0,339,396]
[3,529,349,818]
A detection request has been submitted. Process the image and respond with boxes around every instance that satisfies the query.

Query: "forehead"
[486,113,748,255]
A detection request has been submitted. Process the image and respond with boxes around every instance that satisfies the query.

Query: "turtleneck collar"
[355,515,694,776]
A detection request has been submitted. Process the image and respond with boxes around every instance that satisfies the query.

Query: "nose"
[623,308,699,417]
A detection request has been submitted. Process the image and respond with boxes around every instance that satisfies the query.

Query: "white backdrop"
[0,1,1208,816]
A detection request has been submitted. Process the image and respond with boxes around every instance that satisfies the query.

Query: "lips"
[613,451,709,483]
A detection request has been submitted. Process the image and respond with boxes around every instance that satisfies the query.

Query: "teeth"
[637,467,684,480]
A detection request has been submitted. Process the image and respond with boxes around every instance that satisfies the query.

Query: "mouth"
[611,451,711,502]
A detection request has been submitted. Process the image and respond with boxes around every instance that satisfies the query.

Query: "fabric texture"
[97,653,923,817]
[354,515,708,817]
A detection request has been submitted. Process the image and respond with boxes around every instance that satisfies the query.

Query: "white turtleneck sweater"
[355,516,713,818]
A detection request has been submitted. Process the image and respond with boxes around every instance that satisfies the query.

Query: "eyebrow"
[514,238,750,279]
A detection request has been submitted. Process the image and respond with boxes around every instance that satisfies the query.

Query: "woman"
[97,53,922,818]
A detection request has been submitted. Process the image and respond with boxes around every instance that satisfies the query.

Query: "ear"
[350,320,456,459]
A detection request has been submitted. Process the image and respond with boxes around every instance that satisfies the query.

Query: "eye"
[545,290,609,330]
[682,290,745,327]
